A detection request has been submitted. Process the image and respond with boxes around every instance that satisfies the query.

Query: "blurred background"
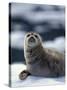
[9,3,65,64]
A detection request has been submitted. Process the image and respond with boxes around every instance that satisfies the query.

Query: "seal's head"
[24,32,42,48]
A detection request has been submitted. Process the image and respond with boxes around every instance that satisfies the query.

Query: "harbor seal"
[19,32,65,80]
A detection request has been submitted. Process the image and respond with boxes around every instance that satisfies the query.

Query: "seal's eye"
[35,35,38,38]
[27,34,30,37]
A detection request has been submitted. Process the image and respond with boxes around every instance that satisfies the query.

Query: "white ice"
[11,64,65,87]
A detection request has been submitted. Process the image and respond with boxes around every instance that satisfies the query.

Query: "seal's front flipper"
[19,70,30,80]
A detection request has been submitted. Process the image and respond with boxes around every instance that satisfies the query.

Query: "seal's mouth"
[28,37,35,43]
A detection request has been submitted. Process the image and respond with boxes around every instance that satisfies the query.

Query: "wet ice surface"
[11,64,65,87]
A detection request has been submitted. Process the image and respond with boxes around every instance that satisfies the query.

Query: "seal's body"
[19,32,65,80]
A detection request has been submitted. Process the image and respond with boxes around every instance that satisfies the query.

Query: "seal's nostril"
[31,37,34,39]
[28,37,35,42]
[30,37,34,41]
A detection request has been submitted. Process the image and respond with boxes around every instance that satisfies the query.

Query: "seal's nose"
[28,37,35,42]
